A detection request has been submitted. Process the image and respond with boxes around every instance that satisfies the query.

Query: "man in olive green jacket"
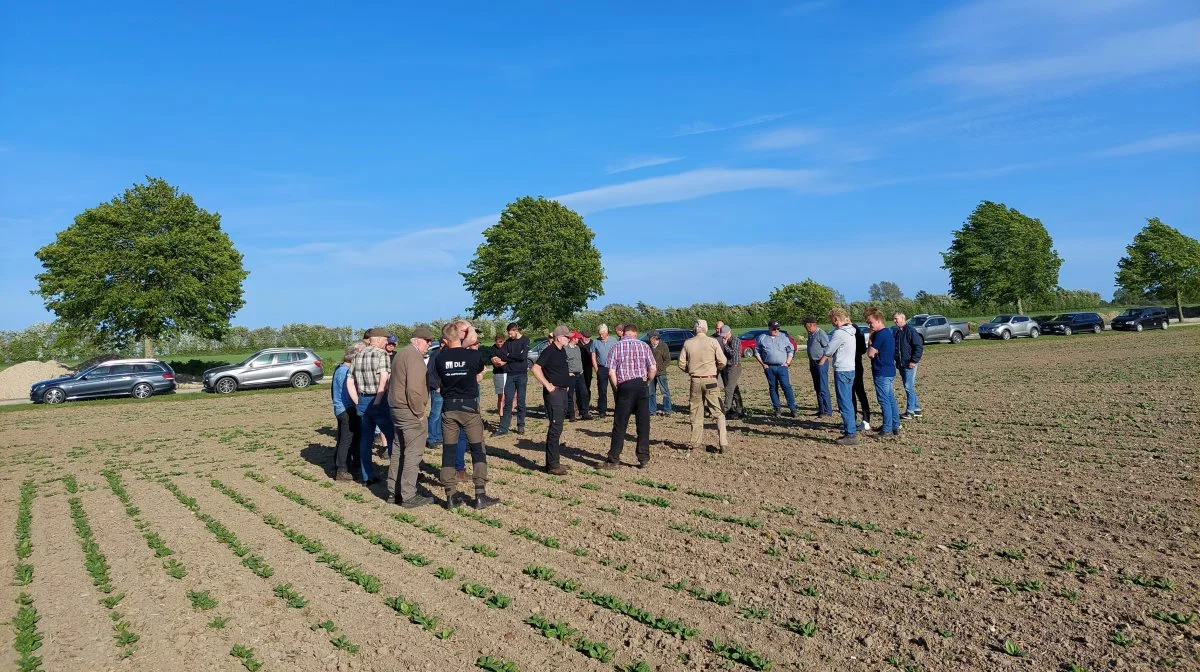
[386,326,437,506]
[647,330,673,416]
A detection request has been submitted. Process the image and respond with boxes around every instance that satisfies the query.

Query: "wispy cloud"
[669,112,792,137]
[555,168,826,213]
[743,126,822,150]
[1090,131,1200,157]
[921,0,1200,95]
[605,156,684,174]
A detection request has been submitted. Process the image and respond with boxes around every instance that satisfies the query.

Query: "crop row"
[208,479,381,593]
[13,479,43,672]
[524,613,615,663]
[160,479,275,578]
[15,480,35,585]
[383,596,453,639]
[66,485,140,658]
[103,470,188,580]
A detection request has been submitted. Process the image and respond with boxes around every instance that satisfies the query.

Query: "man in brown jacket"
[386,326,437,507]
[647,330,673,416]
[678,319,729,452]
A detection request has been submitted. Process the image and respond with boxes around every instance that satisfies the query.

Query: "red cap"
[570,331,584,340]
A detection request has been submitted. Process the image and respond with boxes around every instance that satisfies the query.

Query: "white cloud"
[743,126,822,150]
[554,168,825,213]
[669,112,792,137]
[605,156,684,174]
[1090,131,1200,157]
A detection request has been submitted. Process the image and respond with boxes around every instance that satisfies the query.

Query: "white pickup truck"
[910,314,969,344]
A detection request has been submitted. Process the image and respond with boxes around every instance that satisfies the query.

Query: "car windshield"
[1119,309,1141,317]
[910,316,928,326]
[989,315,1012,323]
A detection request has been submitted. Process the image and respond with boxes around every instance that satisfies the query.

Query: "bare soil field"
[1,328,1197,672]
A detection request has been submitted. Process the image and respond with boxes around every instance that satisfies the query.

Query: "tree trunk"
[144,336,153,358]
[1017,297,1023,315]
[1176,288,1184,323]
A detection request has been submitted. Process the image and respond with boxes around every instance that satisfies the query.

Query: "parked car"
[30,358,176,404]
[910,314,970,344]
[202,348,324,394]
[639,328,694,359]
[526,338,548,364]
[737,329,799,359]
[1036,312,1106,336]
[1110,306,1169,332]
[978,314,1041,340]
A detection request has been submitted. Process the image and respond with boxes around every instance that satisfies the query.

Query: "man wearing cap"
[590,324,617,419]
[756,321,797,418]
[817,308,859,445]
[600,323,656,469]
[347,328,394,484]
[492,322,529,436]
[803,316,833,418]
[564,331,590,421]
[434,322,498,509]
[647,330,672,416]
[331,343,364,481]
[532,326,573,474]
[679,319,729,452]
[386,326,436,506]
[718,326,744,419]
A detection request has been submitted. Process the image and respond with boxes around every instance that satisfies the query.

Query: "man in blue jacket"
[865,309,901,437]
[331,344,363,481]
[892,312,924,419]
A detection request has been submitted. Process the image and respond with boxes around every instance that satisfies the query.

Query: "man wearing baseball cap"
[678,319,728,452]
[647,330,673,416]
[564,331,590,421]
[532,325,573,474]
[347,327,394,483]
[755,320,797,418]
[386,326,437,507]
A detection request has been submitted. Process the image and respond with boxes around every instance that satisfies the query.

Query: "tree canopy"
[461,196,604,330]
[767,278,836,323]
[941,201,1062,315]
[1115,217,1200,320]
[34,177,248,356]
[869,281,904,303]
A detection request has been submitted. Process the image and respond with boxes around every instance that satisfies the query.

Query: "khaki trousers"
[388,407,428,503]
[689,377,728,448]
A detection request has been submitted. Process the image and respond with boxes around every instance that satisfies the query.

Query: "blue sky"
[2,0,1198,331]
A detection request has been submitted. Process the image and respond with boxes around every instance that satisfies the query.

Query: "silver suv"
[202,348,324,394]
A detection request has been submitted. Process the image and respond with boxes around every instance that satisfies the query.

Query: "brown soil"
[0,328,1197,671]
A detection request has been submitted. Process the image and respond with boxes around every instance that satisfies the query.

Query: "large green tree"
[1115,217,1200,321]
[868,280,904,303]
[34,177,248,356]
[461,196,604,329]
[941,201,1062,314]
[767,278,836,323]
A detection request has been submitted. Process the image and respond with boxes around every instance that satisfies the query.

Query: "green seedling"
[272,582,308,608]
[207,616,230,628]
[1120,573,1174,591]
[690,508,761,529]
[622,492,672,508]
[187,590,217,611]
[475,656,518,672]
[609,530,630,541]
[598,505,621,515]
[312,620,336,632]
[797,584,821,597]
[1151,611,1198,626]
[844,566,887,581]
[163,558,187,579]
[947,539,973,550]
[461,583,490,598]
[739,606,770,620]
[855,546,881,557]
[893,527,924,540]
[632,477,678,491]
[996,548,1026,561]
[667,522,730,543]
[685,489,734,503]
[709,638,774,670]
[433,566,456,580]
[763,546,781,557]
[997,640,1026,658]
[782,619,817,637]
[485,594,512,609]
[330,634,359,653]
[470,543,499,557]
[1108,630,1133,646]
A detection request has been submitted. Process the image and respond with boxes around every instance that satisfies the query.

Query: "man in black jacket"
[852,326,871,430]
[892,312,924,419]
[491,322,529,436]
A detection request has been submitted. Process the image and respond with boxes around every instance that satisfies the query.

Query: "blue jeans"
[428,390,443,445]
[833,370,856,436]
[873,375,900,433]
[499,372,527,432]
[764,364,796,412]
[356,396,393,482]
[899,364,920,413]
[648,375,672,413]
[808,359,831,415]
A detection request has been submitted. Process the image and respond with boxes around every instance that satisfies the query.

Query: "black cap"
[768,320,780,329]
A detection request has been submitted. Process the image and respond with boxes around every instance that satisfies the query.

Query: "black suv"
[1037,312,1106,336]
[1110,306,1169,332]
[641,328,694,359]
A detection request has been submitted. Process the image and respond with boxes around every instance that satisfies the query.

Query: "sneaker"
[773,408,782,418]
[546,465,568,476]
[636,461,650,469]
[515,426,525,435]
[788,409,797,418]
[900,412,915,420]
[835,434,859,445]
[400,495,433,509]
[597,461,619,470]
[858,420,871,431]
[474,493,500,510]
[580,414,594,421]
[490,430,508,438]
[913,409,923,418]
[892,428,902,438]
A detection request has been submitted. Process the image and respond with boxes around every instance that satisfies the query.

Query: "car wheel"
[1063,326,1072,336]
[741,347,755,359]
[950,331,963,344]
[215,377,238,394]
[132,382,154,399]
[43,387,66,405]
[1000,329,1011,341]
[1093,324,1102,334]
[290,372,312,389]
[1135,323,1143,332]
[1029,328,1039,339]
[1161,320,1168,330]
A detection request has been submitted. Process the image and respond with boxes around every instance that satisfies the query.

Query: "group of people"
[328,311,925,509]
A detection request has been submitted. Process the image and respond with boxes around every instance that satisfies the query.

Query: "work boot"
[474,492,500,509]
[334,470,353,482]
[546,465,569,476]
[835,434,859,446]
[401,495,432,508]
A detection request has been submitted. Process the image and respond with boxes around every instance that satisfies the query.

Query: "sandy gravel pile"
[0,360,72,400]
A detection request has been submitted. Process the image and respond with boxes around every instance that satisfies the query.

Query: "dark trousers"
[499,372,527,431]
[543,388,568,468]
[582,366,593,402]
[853,365,871,422]
[567,374,589,419]
[608,379,650,464]
[334,409,361,473]
[596,366,612,416]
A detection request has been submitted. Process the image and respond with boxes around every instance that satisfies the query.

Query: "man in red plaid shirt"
[600,323,657,470]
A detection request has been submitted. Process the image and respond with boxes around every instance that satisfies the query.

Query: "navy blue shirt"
[870,327,897,378]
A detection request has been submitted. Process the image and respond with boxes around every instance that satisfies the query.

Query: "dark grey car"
[202,348,324,394]
[30,359,177,404]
